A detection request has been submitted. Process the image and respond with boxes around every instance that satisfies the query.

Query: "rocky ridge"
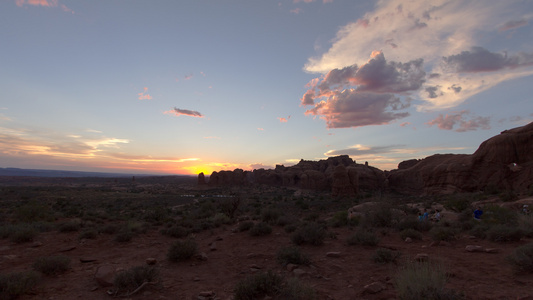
[199,122,533,195]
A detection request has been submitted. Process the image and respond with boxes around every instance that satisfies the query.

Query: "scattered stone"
[193,276,200,281]
[364,282,386,294]
[3,255,17,260]
[293,269,306,277]
[146,258,157,265]
[415,253,429,262]
[198,291,215,297]
[404,237,413,243]
[429,241,437,247]
[439,241,451,247]
[215,236,223,241]
[249,264,261,269]
[286,264,297,272]
[465,245,485,252]
[80,258,98,263]
[326,252,341,258]
[209,242,217,251]
[195,252,208,261]
[246,253,257,258]
[485,248,499,253]
[30,241,43,248]
[94,265,115,287]
[59,246,76,252]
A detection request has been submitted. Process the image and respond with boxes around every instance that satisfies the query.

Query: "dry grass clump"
[233,270,316,300]
[276,246,310,266]
[167,238,198,262]
[373,248,400,264]
[291,222,326,246]
[0,271,40,299]
[249,222,272,236]
[113,265,159,296]
[32,255,71,276]
[507,242,533,273]
[346,230,379,246]
[395,261,462,300]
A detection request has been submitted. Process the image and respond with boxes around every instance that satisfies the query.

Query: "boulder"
[94,265,115,287]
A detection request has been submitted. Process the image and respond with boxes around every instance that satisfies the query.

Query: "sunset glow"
[1,1,532,176]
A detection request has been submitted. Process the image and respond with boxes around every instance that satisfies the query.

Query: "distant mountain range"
[0,167,166,178]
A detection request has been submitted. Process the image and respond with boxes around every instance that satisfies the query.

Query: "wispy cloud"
[164,107,204,118]
[15,0,74,13]
[303,0,533,116]
[278,115,291,123]
[138,87,152,100]
[427,110,491,132]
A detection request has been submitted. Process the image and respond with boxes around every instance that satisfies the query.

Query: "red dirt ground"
[2,220,532,300]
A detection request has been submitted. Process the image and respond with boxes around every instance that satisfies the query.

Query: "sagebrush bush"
[360,204,397,228]
[211,212,232,227]
[237,221,254,232]
[291,223,326,246]
[249,222,272,236]
[160,225,189,238]
[276,246,310,266]
[113,265,159,295]
[98,224,119,234]
[329,211,349,227]
[429,226,457,242]
[395,261,462,300]
[373,248,400,264]
[278,277,317,300]
[233,271,283,300]
[482,205,518,226]
[518,214,533,238]
[0,271,40,299]
[260,208,280,224]
[58,220,81,233]
[8,224,38,244]
[32,255,71,275]
[507,242,533,273]
[346,230,379,246]
[78,229,98,240]
[167,239,198,262]
[487,225,523,242]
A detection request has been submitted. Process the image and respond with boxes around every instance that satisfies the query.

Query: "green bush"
[373,248,400,264]
[15,202,54,223]
[167,239,198,262]
[444,196,471,212]
[395,261,462,300]
[482,205,518,226]
[0,271,40,299]
[400,228,422,240]
[469,224,490,239]
[507,242,533,273]
[32,255,71,275]
[346,230,379,246]
[276,246,310,266]
[429,226,457,242]
[98,224,119,234]
[58,220,81,232]
[249,222,272,236]
[360,204,397,228]
[278,277,317,300]
[233,271,283,300]
[487,225,523,242]
[329,211,348,227]
[291,223,326,246]
[284,224,298,233]
[211,212,232,227]
[518,215,533,238]
[78,229,98,240]
[237,221,254,232]
[260,208,280,224]
[113,265,159,295]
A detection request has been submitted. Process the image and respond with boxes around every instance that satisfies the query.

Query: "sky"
[1,0,533,176]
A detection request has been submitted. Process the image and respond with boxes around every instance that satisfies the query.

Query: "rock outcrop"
[199,122,533,196]
[388,122,533,194]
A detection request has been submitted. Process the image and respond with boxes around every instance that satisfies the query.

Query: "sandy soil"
[2,220,532,300]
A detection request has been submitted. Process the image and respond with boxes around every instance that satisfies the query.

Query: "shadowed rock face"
[388,122,533,194]
[199,122,533,195]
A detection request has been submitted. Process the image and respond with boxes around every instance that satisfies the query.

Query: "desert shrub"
[469,224,490,239]
[0,271,40,299]
[260,208,280,224]
[78,229,98,240]
[507,242,533,273]
[32,255,71,275]
[113,265,159,295]
[429,226,457,242]
[482,205,518,226]
[278,277,317,300]
[238,221,254,232]
[98,224,119,234]
[211,212,232,227]
[346,230,379,246]
[143,207,171,226]
[400,228,423,240]
[373,248,400,264]
[160,225,189,238]
[444,196,471,212]
[114,230,135,243]
[360,204,397,228]
[396,218,420,231]
[276,246,310,266]
[518,215,533,238]
[167,239,198,262]
[284,224,298,233]
[291,223,326,246]
[8,224,38,244]
[233,271,283,300]
[15,202,54,223]
[58,219,81,232]
[499,190,518,202]
[249,222,272,236]
[487,225,523,242]
[304,212,320,222]
[276,215,297,227]
[329,211,349,227]
[395,261,462,300]
[124,221,148,234]
[218,196,241,219]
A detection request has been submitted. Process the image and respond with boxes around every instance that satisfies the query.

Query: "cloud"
[499,19,528,31]
[325,144,402,156]
[302,0,533,112]
[290,8,302,14]
[15,0,73,13]
[301,52,414,128]
[278,115,291,122]
[164,107,204,118]
[426,110,491,132]
[138,87,152,100]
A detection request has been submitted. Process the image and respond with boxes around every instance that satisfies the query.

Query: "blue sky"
[1,0,532,175]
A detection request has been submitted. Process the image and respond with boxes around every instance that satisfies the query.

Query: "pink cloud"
[278,115,291,123]
[499,19,528,32]
[138,87,152,100]
[257,128,264,131]
[290,8,302,14]
[426,111,491,132]
[16,0,73,13]
[164,107,204,118]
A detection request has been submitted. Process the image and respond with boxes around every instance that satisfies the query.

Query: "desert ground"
[1,175,533,300]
